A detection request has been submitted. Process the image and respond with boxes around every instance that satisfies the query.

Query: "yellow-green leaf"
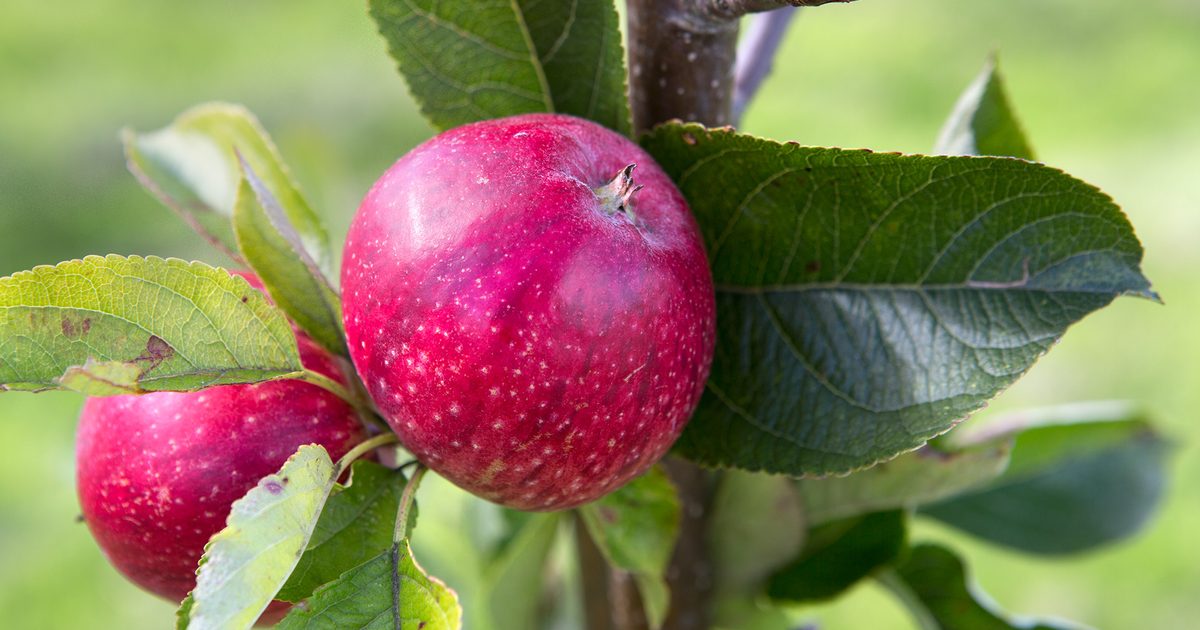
[186,445,338,630]
[0,255,300,393]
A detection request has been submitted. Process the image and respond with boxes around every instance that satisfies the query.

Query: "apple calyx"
[595,163,643,222]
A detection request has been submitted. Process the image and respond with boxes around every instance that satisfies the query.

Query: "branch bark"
[621,0,828,624]
[619,3,736,629]
[626,0,740,133]
[658,458,715,630]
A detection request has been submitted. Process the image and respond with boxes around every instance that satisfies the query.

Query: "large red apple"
[342,113,715,511]
[74,273,366,616]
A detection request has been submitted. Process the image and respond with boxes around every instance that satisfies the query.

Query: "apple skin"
[342,113,715,511]
[74,273,366,614]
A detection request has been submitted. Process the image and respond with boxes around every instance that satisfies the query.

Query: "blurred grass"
[0,0,1196,628]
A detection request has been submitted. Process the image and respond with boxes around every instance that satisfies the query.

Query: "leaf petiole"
[394,465,427,544]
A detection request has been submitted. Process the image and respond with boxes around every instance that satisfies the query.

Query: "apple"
[342,113,715,511]
[74,273,366,618]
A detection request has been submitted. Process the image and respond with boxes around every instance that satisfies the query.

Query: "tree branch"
[733,7,801,123]
[659,458,715,630]
[625,2,730,628]
[626,0,740,133]
[577,514,616,630]
[577,514,651,630]
[705,0,853,21]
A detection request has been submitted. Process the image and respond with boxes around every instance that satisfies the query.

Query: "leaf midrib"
[714,282,1138,296]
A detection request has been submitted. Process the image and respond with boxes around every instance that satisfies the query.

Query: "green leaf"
[276,540,462,630]
[579,467,681,629]
[123,103,332,269]
[641,123,1155,477]
[796,441,1012,527]
[234,164,345,355]
[0,255,301,393]
[124,102,343,353]
[482,514,560,629]
[176,594,194,630]
[935,57,1035,160]
[369,0,631,134]
[277,461,409,602]
[708,470,805,593]
[921,402,1170,555]
[882,544,1079,630]
[186,445,338,630]
[767,510,906,603]
[58,357,146,396]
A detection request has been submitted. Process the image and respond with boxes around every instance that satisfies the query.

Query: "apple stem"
[297,368,386,430]
[595,163,643,222]
[296,369,353,402]
[393,464,427,544]
[336,432,400,472]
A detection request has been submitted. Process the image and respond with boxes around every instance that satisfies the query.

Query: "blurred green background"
[1,0,1196,628]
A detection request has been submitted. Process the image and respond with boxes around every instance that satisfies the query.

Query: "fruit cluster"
[74,114,715,611]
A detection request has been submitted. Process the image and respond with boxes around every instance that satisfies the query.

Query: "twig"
[705,0,853,20]
[733,7,801,124]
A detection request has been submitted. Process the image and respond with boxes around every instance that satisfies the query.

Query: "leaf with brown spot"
[0,255,302,394]
[186,445,338,630]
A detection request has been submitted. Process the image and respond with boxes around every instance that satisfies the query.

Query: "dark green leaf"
[277,461,409,602]
[579,467,680,628]
[369,0,631,134]
[520,0,630,134]
[922,402,1170,555]
[0,255,301,393]
[935,57,1035,160]
[123,103,333,270]
[883,544,1079,630]
[234,165,345,355]
[768,510,906,603]
[276,540,462,630]
[187,445,338,630]
[797,441,1012,526]
[642,123,1154,476]
[483,514,560,629]
[708,470,805,592]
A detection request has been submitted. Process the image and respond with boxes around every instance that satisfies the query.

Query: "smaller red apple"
[74,273,366,617]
